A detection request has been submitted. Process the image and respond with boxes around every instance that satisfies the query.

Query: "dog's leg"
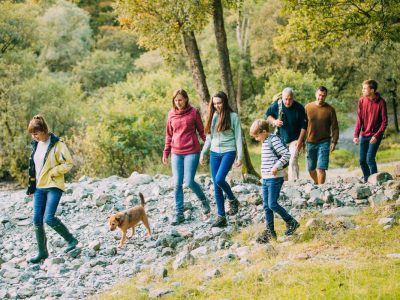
[119,229,127,248]
[142,215,151,236]
[128,226,135,239]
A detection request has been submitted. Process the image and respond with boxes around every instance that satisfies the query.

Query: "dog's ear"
[115,215,120,221]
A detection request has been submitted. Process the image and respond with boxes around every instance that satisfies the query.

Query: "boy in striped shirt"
[250,119,300,243]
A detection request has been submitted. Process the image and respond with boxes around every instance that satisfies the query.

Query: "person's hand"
[200,156,205,166]
[330,142,336,152]
[234,159,242,167]
[295,140,304,153]
[162,156,168,165]
[271,167,278,176]
[273,119,283,127]
[370,136,377,144]
[353,137,358,145]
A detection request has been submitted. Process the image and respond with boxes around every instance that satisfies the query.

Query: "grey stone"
[148,288,173,299]
[150,265,168,279]
[204,268,222,279]
[349,185,372,199]
[368,192,389,207]
[368,172,393,185]
[322,207,362,216]
[378,217,395,225]
[127,172,153,186]
[191,246,208,258]
[173,251,195,270]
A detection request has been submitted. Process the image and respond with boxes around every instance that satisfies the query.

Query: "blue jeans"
[33,187,63,226]
[359,135,382,182]
[171,153,207,215]
[262,178,291,227]
[306,140,330,171]
[210,151,236,217]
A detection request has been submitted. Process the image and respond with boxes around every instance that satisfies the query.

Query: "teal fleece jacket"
[200,112,243,160]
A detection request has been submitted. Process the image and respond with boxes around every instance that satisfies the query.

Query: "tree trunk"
[182,31,210,114]
[212,0,236,110]
[212,0,259,179]
[387,78,399,133]
[236,15,250,113]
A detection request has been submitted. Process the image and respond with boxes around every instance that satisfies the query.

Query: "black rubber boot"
[211,215,227,228]
[200,198,211,215]
[50,221,78,253]
[227,198,239,216]
[171,214,185,226]
[285,218,300,236]
[256,229,272,244]
[29,225,49,263]
[267,222,277,240]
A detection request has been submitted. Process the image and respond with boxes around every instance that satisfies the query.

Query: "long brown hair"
[171,88,189,109]
[28,115,49,134]
[204,91,233,134]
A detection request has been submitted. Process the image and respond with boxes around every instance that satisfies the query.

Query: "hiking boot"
[171,214,185,226]
[285,218,300,236]
[200,198,211,215]
[49,221,78,253]
[267,223,277,240]
[227,198,239,216]
[29,225,49,263]
[211,215,227,228]
[256,229,273,244]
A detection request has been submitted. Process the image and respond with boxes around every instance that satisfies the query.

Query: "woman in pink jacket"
[163,89,210,225]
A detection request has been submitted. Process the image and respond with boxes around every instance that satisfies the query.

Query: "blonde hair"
[28,115,49,134]
[249,119,269,137]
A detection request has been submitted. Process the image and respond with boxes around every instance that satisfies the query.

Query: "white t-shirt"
[34,138,51,181]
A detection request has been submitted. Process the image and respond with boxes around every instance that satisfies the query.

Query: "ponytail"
[28,115,49,134]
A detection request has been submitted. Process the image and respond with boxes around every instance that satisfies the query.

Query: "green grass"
[98,205,400,300]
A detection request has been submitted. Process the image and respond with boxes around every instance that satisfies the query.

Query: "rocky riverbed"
[0,171,399,299]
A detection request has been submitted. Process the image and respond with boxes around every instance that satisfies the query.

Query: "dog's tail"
[139,192,145,207]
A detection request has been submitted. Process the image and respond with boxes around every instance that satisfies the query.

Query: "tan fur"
[108,192,151,248]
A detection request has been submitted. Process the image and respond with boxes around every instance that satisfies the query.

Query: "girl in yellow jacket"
[27,115,78,263]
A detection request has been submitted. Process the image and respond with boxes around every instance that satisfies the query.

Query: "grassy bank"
[98,204,400,300]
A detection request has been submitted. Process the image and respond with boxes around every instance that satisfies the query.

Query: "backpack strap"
[268,135,280,158]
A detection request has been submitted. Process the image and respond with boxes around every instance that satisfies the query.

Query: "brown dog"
[108,192,151,248]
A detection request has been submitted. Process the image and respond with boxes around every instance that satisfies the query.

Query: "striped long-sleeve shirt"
[261,134,290,179]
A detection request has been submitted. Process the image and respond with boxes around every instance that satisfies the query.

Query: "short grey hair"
[282,87,294,98]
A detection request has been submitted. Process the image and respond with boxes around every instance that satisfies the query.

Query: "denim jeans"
[306,140,330,171]
[171,153,207,215]
[359,135,382,182]
[33,187,63,226]
[262,178,291,227]
[210,151,236,217]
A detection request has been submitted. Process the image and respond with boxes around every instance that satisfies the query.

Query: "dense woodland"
[1,0,399,184]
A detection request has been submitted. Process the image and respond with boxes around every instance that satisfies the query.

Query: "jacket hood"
[170,104,194,116]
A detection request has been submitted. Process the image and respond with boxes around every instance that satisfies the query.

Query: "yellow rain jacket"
[27,133,73,194]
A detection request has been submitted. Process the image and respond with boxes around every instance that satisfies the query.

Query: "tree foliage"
[37,0,93,71]
[277,0,400,49]
[73,49,134,91]
[0,1,39,55]
[115,0,211,57]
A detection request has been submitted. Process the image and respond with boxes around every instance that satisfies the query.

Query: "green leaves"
[277,0,400,49]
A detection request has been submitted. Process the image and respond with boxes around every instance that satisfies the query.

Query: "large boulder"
[368,172,393,185]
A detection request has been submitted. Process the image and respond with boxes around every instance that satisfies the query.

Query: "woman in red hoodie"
[163,89,211,225]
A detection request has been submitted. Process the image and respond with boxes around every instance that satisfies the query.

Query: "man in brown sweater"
[305,86,339,184]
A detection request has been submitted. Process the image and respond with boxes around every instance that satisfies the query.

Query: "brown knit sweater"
[305,102,339,144]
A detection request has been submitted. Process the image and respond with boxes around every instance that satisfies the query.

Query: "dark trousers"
[359,135,382,182]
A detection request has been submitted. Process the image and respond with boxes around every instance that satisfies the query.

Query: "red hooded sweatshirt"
[163,105,206,159]
[354,93,388,139]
